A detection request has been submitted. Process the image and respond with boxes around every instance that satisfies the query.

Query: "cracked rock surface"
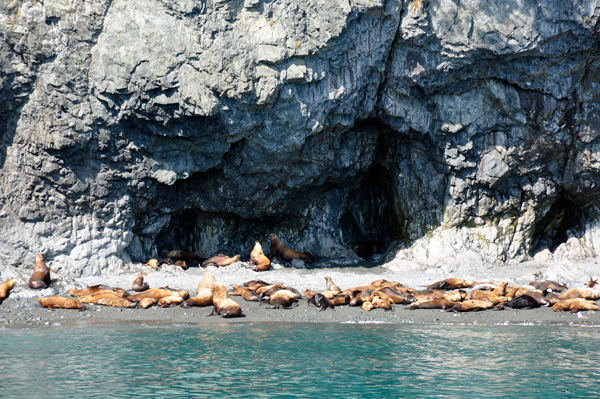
[1,0,600,276]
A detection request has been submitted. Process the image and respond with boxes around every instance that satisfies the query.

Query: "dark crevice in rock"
[531,195,584,253]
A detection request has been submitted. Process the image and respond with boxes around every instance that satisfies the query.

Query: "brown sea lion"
[304,289,318,298]
[409,298,456,310]
[165,250,206,264]
[469,290,504,305]
[530,280,568,293]
[587,277,598,288]
[202,254,241,267]
[372,296,392,310]
[451,300,494,312]
[77,290,130,304]
[320,290,342,300]
[361,301,374,311]
[38,296,85,310]
[132,274,149,292]
[127,288,189,302]
[330,294,350,306]
[559,287,600,301]
[504,286,519,301]
[244,279,270,288]
[145,259,161,268]
[492,281,508,297]
[138,298,158,309]
[228,285,260,302]
[307,293,333,310]
[0,279,17,305]
[412,291,445,302]
[97,297,138,308]
[257,284,285,298]
[28,254,52,289]
[181,271,215,307]
[158,296,185,307]
[268,233,316,263]
[348,296,364,307]
[269,290,299,309]
[249,241,271,271]
[375,287,417,304]
[209,282,242,318]
[67,285,128,297]
[552,298,599,312]
[324,277,341,292]
[426,278,474,290]
[174,260,188,270]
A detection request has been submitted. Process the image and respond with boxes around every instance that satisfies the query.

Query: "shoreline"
[2,257,600,329]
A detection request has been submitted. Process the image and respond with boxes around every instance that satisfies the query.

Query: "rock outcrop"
[1,0,599,275]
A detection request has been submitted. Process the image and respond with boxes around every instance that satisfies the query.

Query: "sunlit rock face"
[0,0,599,275]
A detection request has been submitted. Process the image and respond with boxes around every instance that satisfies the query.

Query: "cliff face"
[1,0,599,275]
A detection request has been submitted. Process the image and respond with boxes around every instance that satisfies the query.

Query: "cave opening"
[531,194,585,254]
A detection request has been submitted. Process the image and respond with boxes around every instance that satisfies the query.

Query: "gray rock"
[1,0,600,275]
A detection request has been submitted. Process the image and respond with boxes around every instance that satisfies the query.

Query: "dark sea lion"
[501,295,540,309]
[249,241,271,271]
[132,274,149,292]
[244,279,270,288]
[0,279,17,304]
[552,298,599,312]
[348,296,364,307]
[409,298,456,310]
[28,254,52,289]
[38,296,85,310]
[209,282,242,318]
[324,276,341,292]
[161,258,174,265]
[268,233,316,263]
[202,254,241,267]
[165,250,206,264]
[426,278,474,290]
[353,240,381,259]
[529,280,568,293]
[307,293,333,311]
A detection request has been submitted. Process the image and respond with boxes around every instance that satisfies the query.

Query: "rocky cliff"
[1,0,599,276]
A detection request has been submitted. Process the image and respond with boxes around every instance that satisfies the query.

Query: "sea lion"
[0,279,17,304]
[67,285,128,297]
[77,290,130,304]
[409,298,456,310]
[587,277,598,288]
[244,279,270,288]
[209,282,242,318]
[552,298,599,312]
[132,274,149,292]
[304,289,318,298]
[426,278,474,290]
[269,290,299,309]
[504,286,519,301]
[268,233,316,263]
[330,293,350,306]
[530,280,568,293]
[138,298,158,309]
[165,250,206,264]
[324,277,341,292]
[307,293,333,311]
[28,254,52,289]
[492,281,508,297]
[181,271,216,307]
[372,296,392,310]
[348,296,364,307]
[443,290,468,303]
[319,290,341,300]
[38,296,85,310]
[228,285,260,302]
[361,301,374,311]
[97,297,138,308]
[202,254,241,267]
[501,295,540,309]
[249,241,271,271]
[144,259,161,268]
[127,288,189,302]
[174,260,188,270]
[468,290,504,305]
[374,287,417,304]
[452,300,495,312]
[353,241,381,259]
[158,296,185,307]
[559,287,600,301]
[257,284,285,298]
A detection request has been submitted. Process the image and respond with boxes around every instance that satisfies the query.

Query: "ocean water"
[1,323,599,398]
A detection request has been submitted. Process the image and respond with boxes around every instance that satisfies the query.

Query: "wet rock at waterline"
[1,0,600,275]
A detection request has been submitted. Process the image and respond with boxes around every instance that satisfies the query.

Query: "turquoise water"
[1,323,599,398]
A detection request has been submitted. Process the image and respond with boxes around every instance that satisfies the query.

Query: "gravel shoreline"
[2,258,600,329]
